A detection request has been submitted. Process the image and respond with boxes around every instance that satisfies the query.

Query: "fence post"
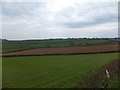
[104,69,110,89]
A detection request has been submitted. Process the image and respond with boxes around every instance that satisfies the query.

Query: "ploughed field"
[3,53,119,88]
[3,44,119,56]
[1,38,117,53]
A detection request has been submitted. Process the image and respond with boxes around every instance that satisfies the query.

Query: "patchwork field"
[1,38,117,53]
[2,44,119,56]
[2,38,119,88]
[3,53,119,88]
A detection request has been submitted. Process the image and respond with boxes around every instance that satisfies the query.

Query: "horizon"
[1,0,119,40]
[1,37,119,41]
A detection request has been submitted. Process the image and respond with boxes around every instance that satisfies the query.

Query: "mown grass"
[0,57,2,88]
[3,53,118,88]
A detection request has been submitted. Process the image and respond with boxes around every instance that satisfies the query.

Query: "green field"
[3,53,118,88]
[1,38,117,53]
[2,41,30,53]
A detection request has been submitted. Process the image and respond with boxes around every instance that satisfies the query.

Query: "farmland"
[2,44,119,56]
[2,38,119,88]
[1,38,118,53]
[3,53,119,88]
[1,0,119,88]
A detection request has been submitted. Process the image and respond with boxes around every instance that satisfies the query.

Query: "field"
[1,41,30,53]
[3,53,119,88]
[2,38,119,88]
[2,44,118,56]
[1,38,117,53]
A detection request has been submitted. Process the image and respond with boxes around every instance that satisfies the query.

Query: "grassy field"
[2,41,30,53]
[2,38,117,53]
[0,57,2,88]
[3,53,118,88]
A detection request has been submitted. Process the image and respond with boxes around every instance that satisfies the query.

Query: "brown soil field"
[2,44,119,56]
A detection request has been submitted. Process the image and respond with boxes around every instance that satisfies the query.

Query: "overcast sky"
[1,0,119,40]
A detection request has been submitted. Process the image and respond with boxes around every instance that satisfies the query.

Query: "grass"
[0,57,2,88]
[2,41,30,53]
[2,39,116,53]
[108,78,119,88]
[3,53,118,88]
[98,77,119,88]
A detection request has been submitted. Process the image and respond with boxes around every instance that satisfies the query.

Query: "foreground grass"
[3,53,118,88]
[0,57,2,88]
[108,78,119,88]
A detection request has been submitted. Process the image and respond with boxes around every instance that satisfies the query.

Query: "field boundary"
[77,59,119,88]
[2,44,119,57]
[2,51,119,57]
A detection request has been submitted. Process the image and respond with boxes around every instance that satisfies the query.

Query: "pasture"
[3,53,118,88]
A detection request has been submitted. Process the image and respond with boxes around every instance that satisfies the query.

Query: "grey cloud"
[64,15,117,28]
[1,1,118,39]
[2,2,46,17]
[57,2,117,28]
[2,2,52,27]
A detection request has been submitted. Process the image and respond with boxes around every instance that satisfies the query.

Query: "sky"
[1,0,119,40]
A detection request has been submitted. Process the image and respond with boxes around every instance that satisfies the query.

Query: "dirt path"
[2,44,119,56]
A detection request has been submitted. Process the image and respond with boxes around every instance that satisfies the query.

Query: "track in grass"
[3,53,118,88]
